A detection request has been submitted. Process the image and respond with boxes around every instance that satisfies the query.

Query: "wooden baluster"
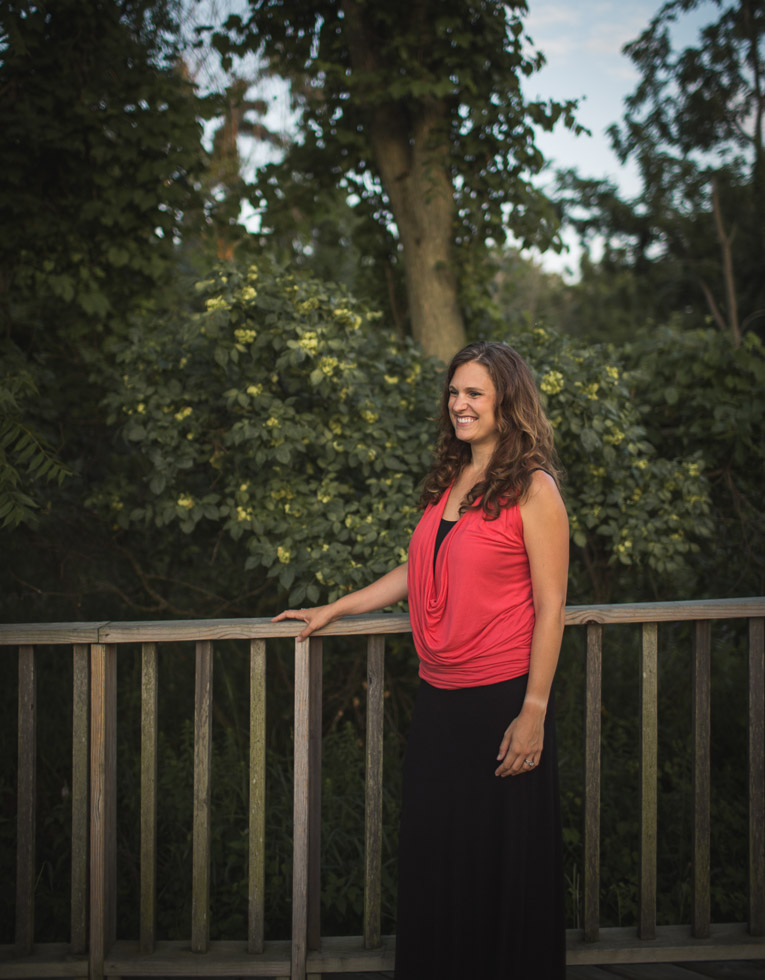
[140,642,158,953]
[90,643,117,980]
[364,635,385,950]
[16,645,36,955]
[692,621,711,937]
[292,636,311,980]
[191,640,213,953]
[749,617,765,935]
[248,639,267,954]
[71,644,89,954]
[583,623,602,942]
[308,636,323,952]
[639,622,658,940]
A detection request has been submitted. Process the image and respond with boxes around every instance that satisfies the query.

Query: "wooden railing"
[0,598,763,978]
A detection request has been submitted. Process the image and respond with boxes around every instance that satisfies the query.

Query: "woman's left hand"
[494,705,545,777]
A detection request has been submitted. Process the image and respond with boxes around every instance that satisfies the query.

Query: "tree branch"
[710,179,741,346]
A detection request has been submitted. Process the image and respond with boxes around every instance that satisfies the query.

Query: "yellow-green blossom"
[205,296,228,312]
[177,495,194,509]
[247,384,263,397]
[265,416,279,428]
[277,546,291,564]
[298,331,319,355]
[240,285,257,302]
[234,328,257,344]
[540,371,564,396]
[174,406,192,421]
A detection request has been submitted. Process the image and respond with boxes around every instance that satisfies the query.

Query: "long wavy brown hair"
[419,341,562,519]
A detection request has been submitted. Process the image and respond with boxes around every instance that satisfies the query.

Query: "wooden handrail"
[1,596,763,646]
[1,598,764,980]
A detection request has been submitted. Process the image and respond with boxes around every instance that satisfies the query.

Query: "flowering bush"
[101,263,439,604]
[99,265,715,605]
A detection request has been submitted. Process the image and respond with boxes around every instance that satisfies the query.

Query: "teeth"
[457,416,475,423]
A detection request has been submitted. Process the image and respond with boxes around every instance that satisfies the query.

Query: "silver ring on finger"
[523,759,535,768]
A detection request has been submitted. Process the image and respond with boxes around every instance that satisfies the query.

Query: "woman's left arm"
[495,470,569,777]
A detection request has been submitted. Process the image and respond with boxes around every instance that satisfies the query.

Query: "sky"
[519,0,715,275]
[202,0,718,278]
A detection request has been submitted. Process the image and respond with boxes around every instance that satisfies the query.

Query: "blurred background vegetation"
[1,0,762,946]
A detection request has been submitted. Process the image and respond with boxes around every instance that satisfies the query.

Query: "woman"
[273,341,569,978]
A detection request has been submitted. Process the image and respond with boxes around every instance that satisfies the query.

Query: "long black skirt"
[394,674,565,979]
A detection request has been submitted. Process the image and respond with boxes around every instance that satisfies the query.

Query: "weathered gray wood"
[292,637,311,980]
[364,635,385,950]
[584,623,602,943]
[675,962,765,979]
[140,643,158,953]
[2,598,764,648]
[192,641,213,953]
[692,621,711,938]
[248,640,267,954]
[639,623,658,941]
[0,623,107,645]
[564,598,765,626]
[566,922,765,963]
[0,941,88,977]
[89,643,117,980]
[96,613,412,644]
[15,646,36,954]
[307,637,323,954]
[71,644,89,954]
[105,937,293,975]
[748,617,765,936]
[594,965,719,979]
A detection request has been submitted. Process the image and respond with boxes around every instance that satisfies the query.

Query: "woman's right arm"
[271,561,409,641]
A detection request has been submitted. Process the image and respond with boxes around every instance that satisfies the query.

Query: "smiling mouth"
[455,416,476,424]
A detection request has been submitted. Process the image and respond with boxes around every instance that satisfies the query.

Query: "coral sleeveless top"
[407,487,534,689]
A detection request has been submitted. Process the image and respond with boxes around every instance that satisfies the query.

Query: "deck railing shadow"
[0,597,763,979]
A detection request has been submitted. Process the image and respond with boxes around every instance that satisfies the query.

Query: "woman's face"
[448,361,499,453]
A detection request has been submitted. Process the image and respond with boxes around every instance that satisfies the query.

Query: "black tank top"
[433,518,457,572]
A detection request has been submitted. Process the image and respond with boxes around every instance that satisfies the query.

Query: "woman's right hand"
[270,603,338,641]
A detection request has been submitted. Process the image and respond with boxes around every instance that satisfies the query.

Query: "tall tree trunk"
[371,101,466,364]
[341,1,466,364]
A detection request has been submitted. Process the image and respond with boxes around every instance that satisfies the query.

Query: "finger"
[496,732,512,762]
[271,609,308,623]
[495,753,520,777]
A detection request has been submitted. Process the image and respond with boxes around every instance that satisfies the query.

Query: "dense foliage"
[0,0,761,955]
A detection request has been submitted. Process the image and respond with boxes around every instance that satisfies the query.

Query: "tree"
[0,0,206,349]
[213,0,581,362]
[557,0,765,344]
[0,0,210,615]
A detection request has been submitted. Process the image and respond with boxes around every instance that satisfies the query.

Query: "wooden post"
[292,637,311,980]
[639,622,658,940]
[90,643,117,980]
[307,637,323,954]
[191,641,213,953]
[583,623,602,942]
[71,644,90,954]
[749,617,765,935]
[16,645,36,955]
[692,621,711,937]
[363,635,385,950]
[140,643,158,953]
[248,639,267,954]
